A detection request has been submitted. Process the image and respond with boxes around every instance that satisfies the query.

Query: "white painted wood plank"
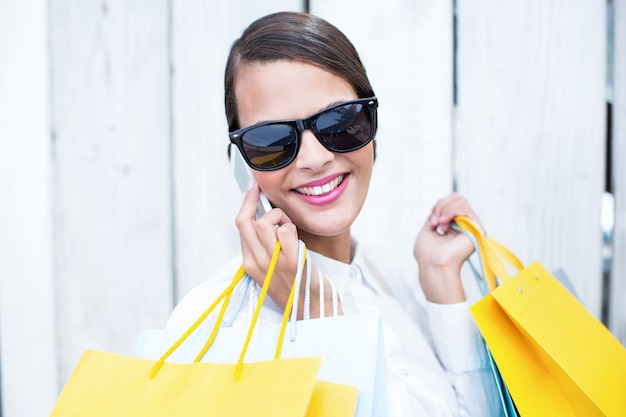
[312,0,454,284]
[456,0,606,316]
[49,1,173,386]
[0,2,59,415]
[610,0,626,344]
[171,1,304,301]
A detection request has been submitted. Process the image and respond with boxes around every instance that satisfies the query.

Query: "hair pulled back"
[224,12,375,131]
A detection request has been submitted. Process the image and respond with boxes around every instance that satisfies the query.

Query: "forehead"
[234,60,357,127]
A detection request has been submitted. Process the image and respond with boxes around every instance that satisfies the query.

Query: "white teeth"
[296,175,344,196]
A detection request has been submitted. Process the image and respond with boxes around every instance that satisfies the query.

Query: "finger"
[427,193,457,231]
[236,180,263,243]
[429,193,461,223]
[236,181,278,274]
[235,181,257,233]
[236,181,267,246]
[439,200,473,227]
[276,223,300,272]
[429,194,477,233]
[253,207,291,249]
[437,197,485,234]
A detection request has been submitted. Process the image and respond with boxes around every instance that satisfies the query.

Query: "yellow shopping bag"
[455,216,626,417]
[49,242,358,417]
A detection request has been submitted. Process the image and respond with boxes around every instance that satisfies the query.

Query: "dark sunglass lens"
[241,124,297,169]
[315,103,372,151]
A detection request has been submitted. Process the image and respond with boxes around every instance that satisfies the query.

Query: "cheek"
[253,170,286,199]
[351,148,375,196]
[351,144,375,175]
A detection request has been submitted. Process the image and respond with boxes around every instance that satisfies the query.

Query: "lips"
[293,174,349,205]
[295,175,345,196]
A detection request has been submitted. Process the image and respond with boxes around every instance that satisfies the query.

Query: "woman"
[168,11,502,416]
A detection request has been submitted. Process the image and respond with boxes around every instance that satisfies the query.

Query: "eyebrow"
[252,99,353,125]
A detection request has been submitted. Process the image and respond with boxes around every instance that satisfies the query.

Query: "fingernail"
[247,179,256,191]
[430,214,438,225]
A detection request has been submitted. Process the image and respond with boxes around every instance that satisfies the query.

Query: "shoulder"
[166,255,243,329]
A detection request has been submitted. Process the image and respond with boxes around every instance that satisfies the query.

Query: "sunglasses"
[229,97,378,171]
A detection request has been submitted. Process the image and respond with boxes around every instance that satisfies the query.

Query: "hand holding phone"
[231,147,272,219]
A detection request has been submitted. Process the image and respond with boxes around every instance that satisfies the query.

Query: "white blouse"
[167,242,503,417]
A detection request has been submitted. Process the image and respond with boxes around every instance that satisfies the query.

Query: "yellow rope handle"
[196,243,308,364]
[193,276,238,363]
[454,216,524,291]
[150,266,247,379]
[150,240,307,381]
[487,236,524,271]
[234,241,283,380]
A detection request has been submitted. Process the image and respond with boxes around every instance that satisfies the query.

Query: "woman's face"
[234,60,374,238]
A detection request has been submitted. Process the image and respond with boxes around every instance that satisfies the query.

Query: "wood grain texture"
[312,0,455,286]
[170,0,302,303]
[49,0,173,385]
[456,0,607,317]
[610,0,626,343]
[0,1,58,415]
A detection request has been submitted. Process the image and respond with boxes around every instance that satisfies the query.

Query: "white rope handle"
[317,271,339,318]
[304,260,333,319]
[319,266,325,318]
[289,241,307,341]
[328,274,339,317]
[303,255,312,321]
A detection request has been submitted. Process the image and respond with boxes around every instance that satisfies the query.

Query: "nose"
[293,130,334,171]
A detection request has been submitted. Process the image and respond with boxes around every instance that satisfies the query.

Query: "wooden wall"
[455,0,608,316]
[611,0,626,344]
[0,0,621,415]
[0,1,58,415]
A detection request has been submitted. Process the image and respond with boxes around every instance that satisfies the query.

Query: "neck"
[296,228,352,264]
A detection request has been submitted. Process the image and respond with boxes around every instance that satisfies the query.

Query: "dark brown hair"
[224,12,376,131]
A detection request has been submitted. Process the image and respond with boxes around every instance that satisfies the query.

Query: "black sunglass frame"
[229,97,378,171]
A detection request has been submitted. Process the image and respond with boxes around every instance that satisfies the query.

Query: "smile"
[295,175,345,196]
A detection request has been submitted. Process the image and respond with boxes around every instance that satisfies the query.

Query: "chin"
[298,218,352,237]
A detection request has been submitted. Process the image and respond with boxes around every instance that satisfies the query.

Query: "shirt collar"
[307,239,388,297]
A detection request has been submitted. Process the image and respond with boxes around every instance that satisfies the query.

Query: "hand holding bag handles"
[49,241,359,417]
[455,216,626,417]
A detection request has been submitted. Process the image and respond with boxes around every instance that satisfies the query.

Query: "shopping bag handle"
[233,242,307,379]
[151,240,307,381]
[453,216,525,291]
[192,240,307,364]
